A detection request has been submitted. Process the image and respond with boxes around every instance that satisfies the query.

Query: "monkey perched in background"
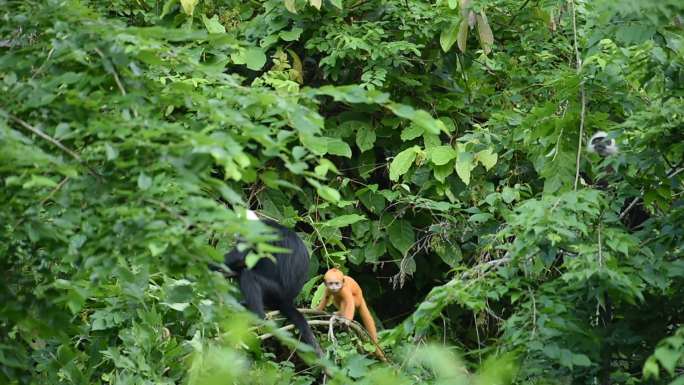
[587,131,619,157]
[585,131,650,230]
[584,131,620,189]
[316,268,386,361]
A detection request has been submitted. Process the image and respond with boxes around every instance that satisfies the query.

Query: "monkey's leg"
[279,302,323,357]
[239,271,266,318]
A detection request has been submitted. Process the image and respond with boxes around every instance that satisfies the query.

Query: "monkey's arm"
[340,288,356,320]
[316,291,330,311]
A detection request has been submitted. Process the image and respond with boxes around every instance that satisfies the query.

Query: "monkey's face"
[323,269,345,292]
[588,131,619,157]
[325,279,343,292]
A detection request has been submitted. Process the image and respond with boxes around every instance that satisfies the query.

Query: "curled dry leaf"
[459,0,471,18]
[476,12,494,54]
[287,49,304,84]
[457,19,469,53]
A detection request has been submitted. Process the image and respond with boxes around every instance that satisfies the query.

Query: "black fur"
[223,219,321,354]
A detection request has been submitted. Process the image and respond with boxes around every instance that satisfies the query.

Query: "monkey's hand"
[332,314,352,327]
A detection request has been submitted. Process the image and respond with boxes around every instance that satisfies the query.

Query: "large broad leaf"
[428,145,457,166]
[389,220,415,255]
[387,103,446,135]
[279,27,303,42]
[310,0,322,9]
[389,146,421,181]
[475,148,497,170]
[300,134,328,155]
[202,15,226,34]
[356,124,376,152]
[245,47,266,70]
[455,144,474,185]
[326,138,352,157]
[400,124,424,141]
[440,21,460,52]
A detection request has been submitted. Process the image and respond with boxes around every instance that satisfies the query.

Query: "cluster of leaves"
[1,0,683,384]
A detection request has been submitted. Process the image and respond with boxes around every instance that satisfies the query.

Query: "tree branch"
[570,0,586,191]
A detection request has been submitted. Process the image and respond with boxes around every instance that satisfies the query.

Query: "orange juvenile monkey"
[316,268,386,360]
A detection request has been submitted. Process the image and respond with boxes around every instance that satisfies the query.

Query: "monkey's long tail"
[358,301,387,362]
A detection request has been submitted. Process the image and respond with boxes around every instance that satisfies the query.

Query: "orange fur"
[317,268,386,360]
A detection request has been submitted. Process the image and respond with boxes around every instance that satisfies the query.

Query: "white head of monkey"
[587,131,619,157]
[323,268,345,292]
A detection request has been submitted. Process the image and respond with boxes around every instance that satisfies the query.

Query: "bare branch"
[570,0,586,191]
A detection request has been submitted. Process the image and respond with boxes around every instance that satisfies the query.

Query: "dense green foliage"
[1,0,683,384]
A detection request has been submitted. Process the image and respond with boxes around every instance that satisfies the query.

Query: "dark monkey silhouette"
[221,218,321,355]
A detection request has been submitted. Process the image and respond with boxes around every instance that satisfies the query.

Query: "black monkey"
[221,213,322,355]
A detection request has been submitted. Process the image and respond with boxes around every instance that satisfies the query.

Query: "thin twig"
[570,0,586,191]
[306,215,330,262]
[597,223,603,267]
[8,115,101,177]
[619,165,684,220]
[94,47,138,118]
[40,177,70,205]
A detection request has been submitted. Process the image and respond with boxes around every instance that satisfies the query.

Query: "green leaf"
[310,0,322,9]
[475,148,498,170]
[164,302,190,311]
[572,354,592,367]
[317,186,341,203]
[202,15,226,34]
[401,124,424,141]
[455,147,474,185]
[428,145,457,166]
[643,357,660,379]
[363,241,386,263]
[502,186,518,203]
[433,162,454,182]
[328,0,342,9]
[440,21,460,52]
[245,47,267,70]
[279,27,303,41]
[389,146,421,181]
[138,173,152,190]
[284,0,297,13]
[311,283,327,308]
[389,220,415,255]
[386,103,446,135]
[323,214,366,228]
[326,138,352,157]
[180,0,198,15]
[654,346,679,376]
[22,175,57,189]
[356,124,376,152]
[105,143,118,160]
[300,134,327,155]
